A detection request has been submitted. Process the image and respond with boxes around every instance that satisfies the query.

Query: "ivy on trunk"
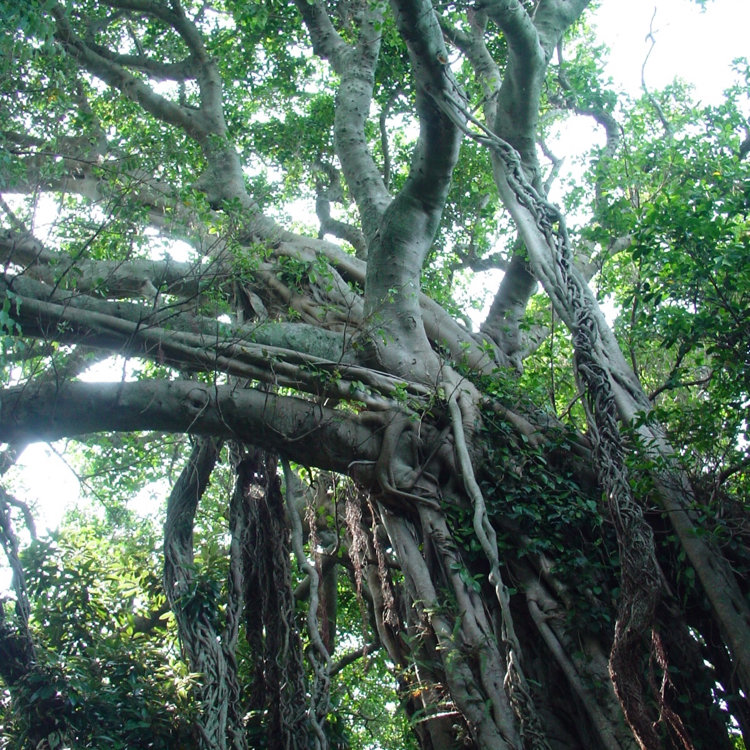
[0,1,748,749]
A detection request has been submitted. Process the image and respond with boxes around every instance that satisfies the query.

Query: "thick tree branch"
[555,40,621,208]
[52,4,215,141]
[487,0,590,174]
[470,1,592,368]
[483,0,544,171]
[97,0,222,117]
[283,235,505,372]
[330,642,378,676]
[362,0,464,380]
[297,0,392,243]
[0,380,381,475]
[293,0,349,65]
[480,251,538,369]
[84,41,195,81]
[100,0,206,52]
[441,8,501,123]
[52,0,264,226]
[162,435,244,748]
[1,272,434,405]
[0,229,211,299]
[314,163,367,256]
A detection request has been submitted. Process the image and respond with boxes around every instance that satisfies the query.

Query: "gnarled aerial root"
[444,375,551,750]
[164,437,247,750]
[567,253,667,750]
[440,92,685,745]
[239,449,311,750]
[282,457,332,750]
[382,506,524,749]
[649,630,695,750]
[0,487,35,676]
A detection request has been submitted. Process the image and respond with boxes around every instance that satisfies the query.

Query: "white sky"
[551,0,749,187]
[3,0,749,540]
[592,0,749,103]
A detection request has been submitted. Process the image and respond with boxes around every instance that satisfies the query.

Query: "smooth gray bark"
[0,379,380,474]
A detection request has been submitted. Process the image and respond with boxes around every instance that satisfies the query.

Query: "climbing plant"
[1,1,748,748]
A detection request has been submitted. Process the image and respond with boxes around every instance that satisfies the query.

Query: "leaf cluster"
[2,515,194,749]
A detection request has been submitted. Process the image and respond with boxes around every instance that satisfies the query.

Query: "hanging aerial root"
[437,93,671,745]
[444,376,550,750]
[0,489,36,685]
[366,495,399,628]
[163,438,247,750]
[342,489,379,647]
[344,491,367,600]
[542,172,665,748]
[649,630,695,750]
[282,457,332,750]
[571,306,663,750]
[239,449,308,749]
[0,489,33,635]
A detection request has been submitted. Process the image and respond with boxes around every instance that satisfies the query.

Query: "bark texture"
[1,2,747,749]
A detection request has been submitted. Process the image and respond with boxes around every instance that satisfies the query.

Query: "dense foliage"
[0,0,748,748]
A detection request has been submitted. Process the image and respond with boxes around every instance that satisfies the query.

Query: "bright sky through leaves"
[5,0,750,535]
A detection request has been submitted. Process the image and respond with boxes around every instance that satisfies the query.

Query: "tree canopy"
[0,1,748,749]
